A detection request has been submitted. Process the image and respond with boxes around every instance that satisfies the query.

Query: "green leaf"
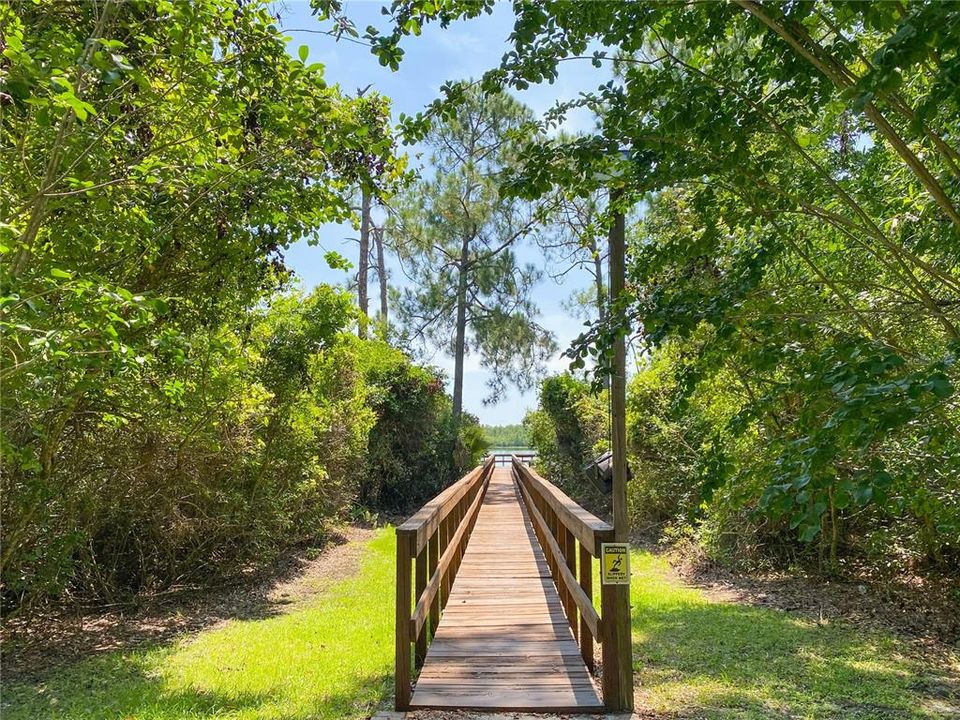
[324,250,353,270]
[298,44,309,62]
[50,268,72,280]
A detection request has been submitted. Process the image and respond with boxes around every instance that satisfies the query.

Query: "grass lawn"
[628,552,957,719]
[3,530,956,719]
[2,530,396,720]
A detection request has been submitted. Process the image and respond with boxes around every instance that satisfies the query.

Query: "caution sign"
[601,543,630,585]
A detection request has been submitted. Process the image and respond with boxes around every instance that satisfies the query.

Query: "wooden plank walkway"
[410,468,604,712]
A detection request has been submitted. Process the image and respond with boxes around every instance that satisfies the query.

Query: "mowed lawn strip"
[628,550,958,720]
[2,530,396,720]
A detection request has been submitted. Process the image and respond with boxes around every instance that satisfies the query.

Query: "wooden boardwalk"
[410,468,604,711]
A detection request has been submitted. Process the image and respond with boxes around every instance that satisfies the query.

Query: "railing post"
[439,515,450,609]
[578,542,594,670]
[428,528,440,637]
[545,504,557,582]
[452,499,463,576]
[557,523,579,639]
[395,529,413,710]
[414,544,428,667]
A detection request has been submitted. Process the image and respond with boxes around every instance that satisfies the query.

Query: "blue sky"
[276,1,612,425]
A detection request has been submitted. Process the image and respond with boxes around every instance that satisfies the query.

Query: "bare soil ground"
[1,525,378,682]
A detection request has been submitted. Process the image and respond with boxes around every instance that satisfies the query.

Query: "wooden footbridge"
[395,455,633,713]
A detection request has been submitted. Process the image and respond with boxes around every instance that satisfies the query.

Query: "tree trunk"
[375,225,388,329]
[357,188,372,338]
[452,234,471,425]
[589,235,611,393]
[590,236,606,325]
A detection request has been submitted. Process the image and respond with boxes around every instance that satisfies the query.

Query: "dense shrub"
[0,0,406,609]
[528,333,960,578]
[626,343,718,527]
[524,374,608,501]
[0,285,478,608]
[358,343,485,512]
[624,329,960,576]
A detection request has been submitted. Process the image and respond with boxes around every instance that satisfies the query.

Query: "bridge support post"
[600,578,633,710]
[603,191,634,711]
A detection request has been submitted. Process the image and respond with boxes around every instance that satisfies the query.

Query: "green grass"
[628,551,958,719]
[1,530,396,720]
[3,533,956,719]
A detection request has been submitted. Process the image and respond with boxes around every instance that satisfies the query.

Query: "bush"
[357,341,484,511]
[524,374,608,501]
[623,331,960,576]
[1,286,475,608]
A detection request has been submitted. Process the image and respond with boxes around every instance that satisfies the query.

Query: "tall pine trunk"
[452,234,470,425]
[357,189,371,338]
[375,225,388,329]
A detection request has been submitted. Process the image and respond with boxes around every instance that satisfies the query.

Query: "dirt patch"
[1,525,379,682]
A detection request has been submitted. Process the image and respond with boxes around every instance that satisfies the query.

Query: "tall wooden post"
[607,190,634,710]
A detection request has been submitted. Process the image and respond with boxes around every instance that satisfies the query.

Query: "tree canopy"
[3,0,958,609]
[388,86,556,418]
[361,0,959,571]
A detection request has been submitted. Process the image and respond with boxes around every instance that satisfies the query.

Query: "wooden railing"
[511,455,632,710]
[394,456,495,710]
[487,449,536,467]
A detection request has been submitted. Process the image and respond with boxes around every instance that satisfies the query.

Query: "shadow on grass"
[631,594,960,719]
[2,529,397,720]
[1,649,392,720]
[2,529,362,684]
[2,653,273,719]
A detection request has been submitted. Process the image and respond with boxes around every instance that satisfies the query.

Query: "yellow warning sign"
[601,543,630,585]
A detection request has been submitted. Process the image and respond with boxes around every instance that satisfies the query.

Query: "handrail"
[395,456,495,710]
[397,460,487,552]
[511,456,628,709]
[408,472,487,638]
[487,450,535,468]
[515,458,611,555]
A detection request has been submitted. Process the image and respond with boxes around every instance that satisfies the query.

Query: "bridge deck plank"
[409,468,603,712]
